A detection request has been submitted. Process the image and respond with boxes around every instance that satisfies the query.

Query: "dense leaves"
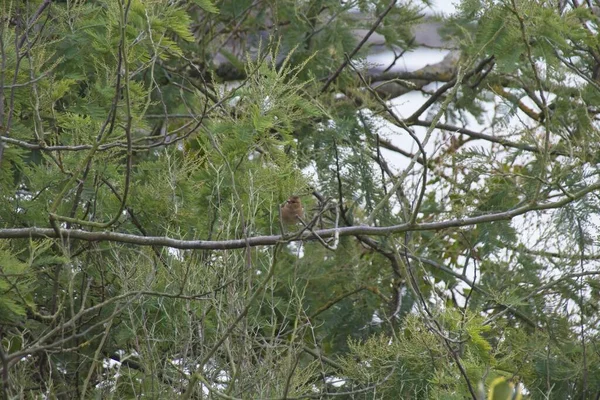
[1,0,600,398]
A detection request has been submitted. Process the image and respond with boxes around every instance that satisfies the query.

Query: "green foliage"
[488,377,522,400]
[0,246,33,321]
[1,0,600,398]
[191,0,219,14]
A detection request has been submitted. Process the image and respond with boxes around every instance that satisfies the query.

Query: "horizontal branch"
[0,133,181,152]
[2,181,598,250]
[369,51,458,83]
[370,52,460,99]
[411,120,576,157]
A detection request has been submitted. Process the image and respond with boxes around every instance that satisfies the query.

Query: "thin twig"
[320,0,397,93]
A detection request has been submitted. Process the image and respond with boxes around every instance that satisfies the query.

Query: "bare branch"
[2,181,599,249]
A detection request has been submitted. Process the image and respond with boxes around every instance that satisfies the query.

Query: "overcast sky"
[426,0,458,15]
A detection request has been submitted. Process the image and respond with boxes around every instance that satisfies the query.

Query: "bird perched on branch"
[281,196,304,226]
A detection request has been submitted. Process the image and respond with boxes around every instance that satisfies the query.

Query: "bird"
[281,196,304,226]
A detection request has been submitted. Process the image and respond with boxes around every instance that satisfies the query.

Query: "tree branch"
[2,181,598,249]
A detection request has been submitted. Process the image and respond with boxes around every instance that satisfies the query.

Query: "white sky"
[425,0,459,15]
[358,4,599,306]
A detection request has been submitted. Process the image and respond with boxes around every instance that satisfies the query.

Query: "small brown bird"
[281,196,304,225]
